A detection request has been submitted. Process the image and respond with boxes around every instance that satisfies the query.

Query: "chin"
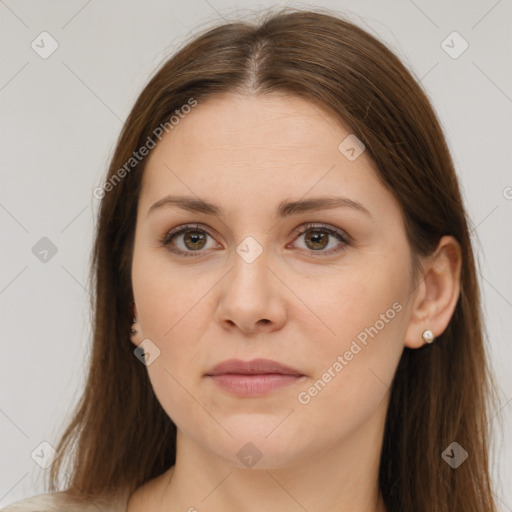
[199,421,313,470]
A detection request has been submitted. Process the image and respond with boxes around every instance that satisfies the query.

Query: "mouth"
[205,358,305,397]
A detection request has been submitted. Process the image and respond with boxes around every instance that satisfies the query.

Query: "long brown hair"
[47,7,499,511]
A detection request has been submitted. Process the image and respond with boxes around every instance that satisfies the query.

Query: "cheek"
[132,246,206,338]
[292,279,406,443]
[308,260,408,347]
[139,307,208,431]
[131,254,209,413]
[132,252,216,376]
[302,258,409,397]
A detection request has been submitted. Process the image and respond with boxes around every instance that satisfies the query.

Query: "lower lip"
[207,373,304,396]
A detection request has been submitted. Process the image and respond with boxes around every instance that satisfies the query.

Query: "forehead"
[157,92,352,154]
[138,93,395,220]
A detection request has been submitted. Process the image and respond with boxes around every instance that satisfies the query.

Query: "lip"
[205,358,305,397]
[206,358,303,376]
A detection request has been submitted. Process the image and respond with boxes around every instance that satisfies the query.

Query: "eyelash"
[158,223,350,258]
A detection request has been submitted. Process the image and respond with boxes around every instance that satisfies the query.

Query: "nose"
[215,246,288,335]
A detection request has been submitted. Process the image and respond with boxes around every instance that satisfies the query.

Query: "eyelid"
[292,223,351,242]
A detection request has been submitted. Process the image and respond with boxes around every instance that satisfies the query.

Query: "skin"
[127,92,462,512]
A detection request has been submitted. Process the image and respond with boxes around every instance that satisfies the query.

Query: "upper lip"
[206,358,303,376]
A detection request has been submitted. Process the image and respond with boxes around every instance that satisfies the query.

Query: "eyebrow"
[147,195,372,219]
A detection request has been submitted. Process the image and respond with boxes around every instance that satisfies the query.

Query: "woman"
[2,7,499,512]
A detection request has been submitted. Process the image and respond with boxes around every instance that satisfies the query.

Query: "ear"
[404,235,462,349]
[129,302,144,347]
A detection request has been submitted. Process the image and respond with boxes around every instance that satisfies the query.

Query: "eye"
[159,224,218,257]
[159,222,350,258]
[290,223,349,255]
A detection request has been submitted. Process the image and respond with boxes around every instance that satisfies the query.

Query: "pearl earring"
[422,329,434,344]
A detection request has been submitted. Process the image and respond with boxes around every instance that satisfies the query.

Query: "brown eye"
[183,230,207,250]
[160,222,349,258]
[160,224,218,257]
[304,230,330,250]
[292,223,349,255]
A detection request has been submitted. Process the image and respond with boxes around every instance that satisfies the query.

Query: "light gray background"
[1,0,511,508]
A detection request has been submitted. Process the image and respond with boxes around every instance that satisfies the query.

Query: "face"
[130,92,417,469]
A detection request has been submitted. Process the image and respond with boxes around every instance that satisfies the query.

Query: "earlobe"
[404,235,462,349]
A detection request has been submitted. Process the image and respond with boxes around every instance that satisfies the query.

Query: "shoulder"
[1,490,129,512]
[1,492,67,512]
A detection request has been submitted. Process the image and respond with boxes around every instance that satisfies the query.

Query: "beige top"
[0,488,131,512]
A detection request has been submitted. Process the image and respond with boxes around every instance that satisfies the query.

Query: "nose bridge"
[216,233,287,332]
[230,233,273,297]
[235,233,266,267]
